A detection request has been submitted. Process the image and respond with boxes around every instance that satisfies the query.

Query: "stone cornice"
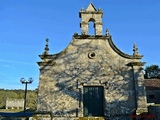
[79,11,103,18]
[38,35,144,66]
[73,35,108,39]
[37,60,56,66]
[128,62,146,66]
[39,54,55,60]
[108,36,143,59]
[73,35,143,59]
[38,52,64,66]
[37,61,50,66]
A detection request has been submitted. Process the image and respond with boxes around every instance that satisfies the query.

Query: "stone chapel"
[37,3,148,120]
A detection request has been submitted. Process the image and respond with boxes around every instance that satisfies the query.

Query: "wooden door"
[83,86,104,116]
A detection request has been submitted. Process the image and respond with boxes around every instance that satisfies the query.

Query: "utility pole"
[20,77,33,115]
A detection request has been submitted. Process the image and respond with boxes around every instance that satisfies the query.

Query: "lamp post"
[20,77,33,115]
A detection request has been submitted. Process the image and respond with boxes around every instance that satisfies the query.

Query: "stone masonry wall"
[37,36,147,118]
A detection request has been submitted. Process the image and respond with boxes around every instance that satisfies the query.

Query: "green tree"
[26,91,37,111]
[0,89,37,110]
[144,65,160,79]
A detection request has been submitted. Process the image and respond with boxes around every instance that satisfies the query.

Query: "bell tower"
[79,3,103,35]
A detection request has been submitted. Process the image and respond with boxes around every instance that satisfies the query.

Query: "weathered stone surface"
[37,3,148,119]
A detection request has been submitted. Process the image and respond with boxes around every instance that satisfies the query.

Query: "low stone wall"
[6,98,24,109]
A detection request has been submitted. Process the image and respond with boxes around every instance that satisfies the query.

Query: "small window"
[88,52,96,59]
[149,95,155,99]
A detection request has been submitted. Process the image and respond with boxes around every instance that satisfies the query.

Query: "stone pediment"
[86,3,97,12]
[38,35,143,67]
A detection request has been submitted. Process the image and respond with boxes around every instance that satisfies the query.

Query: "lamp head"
[28,78,33,83]
[20,78,25,84]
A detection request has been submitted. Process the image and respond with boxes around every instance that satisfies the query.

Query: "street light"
[20,77,33,115]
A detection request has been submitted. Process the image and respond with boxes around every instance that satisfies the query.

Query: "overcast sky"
[0,0,160,90]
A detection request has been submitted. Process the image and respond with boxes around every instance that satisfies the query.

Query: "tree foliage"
[144,65,160,79]
[0,89,37,111]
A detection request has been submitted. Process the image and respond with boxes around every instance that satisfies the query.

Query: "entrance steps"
[29,116,105,120]
[77,117,104,120]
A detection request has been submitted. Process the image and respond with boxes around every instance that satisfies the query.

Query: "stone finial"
[43,38,49,55]
[98,8,102,11]
[133,43,140,56]
[106,28,110,36]
[73,32,78,37]
[81,7,85,12]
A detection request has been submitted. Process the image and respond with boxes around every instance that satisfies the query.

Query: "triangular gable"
[86,3,97,11]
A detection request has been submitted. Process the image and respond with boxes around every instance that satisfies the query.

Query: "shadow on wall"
[38,40,146,117]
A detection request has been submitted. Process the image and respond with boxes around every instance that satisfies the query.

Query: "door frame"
[83,86,104,117]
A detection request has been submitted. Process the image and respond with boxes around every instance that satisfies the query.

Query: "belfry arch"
[89,18,95,22]
[88,18,95,35]
[79,3,103,35]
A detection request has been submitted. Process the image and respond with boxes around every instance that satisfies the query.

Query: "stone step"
[77,117,104,120]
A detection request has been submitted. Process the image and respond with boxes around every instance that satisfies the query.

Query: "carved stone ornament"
[88,52,96,59]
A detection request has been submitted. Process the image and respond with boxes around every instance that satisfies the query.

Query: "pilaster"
[95,22,103,35]
[131,63,148,114]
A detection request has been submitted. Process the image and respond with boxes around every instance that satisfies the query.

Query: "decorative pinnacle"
[133,43,140,56]
[43,38,49,55]
[81,7,85,11]
[98,8,102,11]
[106,28,110,36]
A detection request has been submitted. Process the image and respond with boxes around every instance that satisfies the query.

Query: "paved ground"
[0,111,33,117]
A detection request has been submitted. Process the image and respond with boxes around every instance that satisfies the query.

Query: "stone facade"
[36,3,148,119]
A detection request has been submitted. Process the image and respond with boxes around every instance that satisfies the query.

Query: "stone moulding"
[37,35,144,67]
[73,35,143,59]
[73,35,107,39]
[37,61,56,66]
[79,11,103,18]
[129,62,146,66]
[108,36,143,59]
[38,54,55,59]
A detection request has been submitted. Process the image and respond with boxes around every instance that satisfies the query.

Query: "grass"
[0,108,36,112]
[153,104,160,106]
[0,109,23,112]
